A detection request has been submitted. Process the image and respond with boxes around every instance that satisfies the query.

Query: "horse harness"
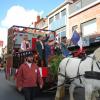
[76,55,100,83]
[58,55,100,86]
[58,58,83,85]
[84,56,100,80]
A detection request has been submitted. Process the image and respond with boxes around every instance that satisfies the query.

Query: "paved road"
[0,71,55,100]
[0,71,24,100]
[0,71,100,100]
[0,71,86,100]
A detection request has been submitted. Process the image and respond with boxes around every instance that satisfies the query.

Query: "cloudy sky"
[0,0,64,47]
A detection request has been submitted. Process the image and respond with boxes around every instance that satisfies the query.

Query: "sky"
[0,0,64,47]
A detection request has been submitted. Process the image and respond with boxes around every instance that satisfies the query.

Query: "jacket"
[16,63,43,88]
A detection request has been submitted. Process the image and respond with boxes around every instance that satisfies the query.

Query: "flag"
[78,37,83,51]
[71,31,83,50]
[71,31,80,45]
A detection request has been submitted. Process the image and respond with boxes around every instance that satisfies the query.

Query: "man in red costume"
[17,52,43,100]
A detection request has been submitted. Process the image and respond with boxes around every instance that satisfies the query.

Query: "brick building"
[67,0,100,39]
[0,40,3,57]
[34,16,48,30]
[0,40,3,47]
[34,0,100,46]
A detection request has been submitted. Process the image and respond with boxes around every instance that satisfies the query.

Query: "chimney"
[37,16,40,22]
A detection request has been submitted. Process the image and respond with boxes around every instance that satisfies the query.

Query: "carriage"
[5,25,56,91]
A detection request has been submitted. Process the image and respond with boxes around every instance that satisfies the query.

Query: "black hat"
[25,51,33,57]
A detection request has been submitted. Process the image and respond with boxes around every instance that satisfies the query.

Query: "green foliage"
[49,55,63,79]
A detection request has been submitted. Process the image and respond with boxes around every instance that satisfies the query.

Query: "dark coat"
[36,41,44,60]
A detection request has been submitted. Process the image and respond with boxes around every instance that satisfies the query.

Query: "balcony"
[69,0,97,15]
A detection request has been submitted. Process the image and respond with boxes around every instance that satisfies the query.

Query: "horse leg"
[91,91,99,100]
[55,87,61,100]
[69,84,76,100]
[85,85,93,100]
[55,75,65,100]
[55,86,65,100]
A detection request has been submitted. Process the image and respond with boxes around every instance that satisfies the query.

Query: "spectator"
[16,52,43,100]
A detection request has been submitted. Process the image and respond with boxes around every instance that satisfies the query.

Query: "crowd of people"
[35,34,71,67]
[1,32,87,100]
[20,34,71,67]
[16,34,71,100]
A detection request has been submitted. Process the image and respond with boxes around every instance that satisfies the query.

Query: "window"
[61,31,66,37]
[55,13,60,20]
[58,31,66,38]
[49,16,54,24]
[81,19,97,36]
[69,0,81,14]
[61,9,66,17]
[75,1,81,10]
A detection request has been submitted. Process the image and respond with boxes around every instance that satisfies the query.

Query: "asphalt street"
[0,71,24,100]
[0,71,86,100]
[0,71,100,100]
[0,71,55,100]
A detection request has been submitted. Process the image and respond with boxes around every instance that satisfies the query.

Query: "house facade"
[68,0,100,39]
[34,0,100,45]
[47,1,69,42]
